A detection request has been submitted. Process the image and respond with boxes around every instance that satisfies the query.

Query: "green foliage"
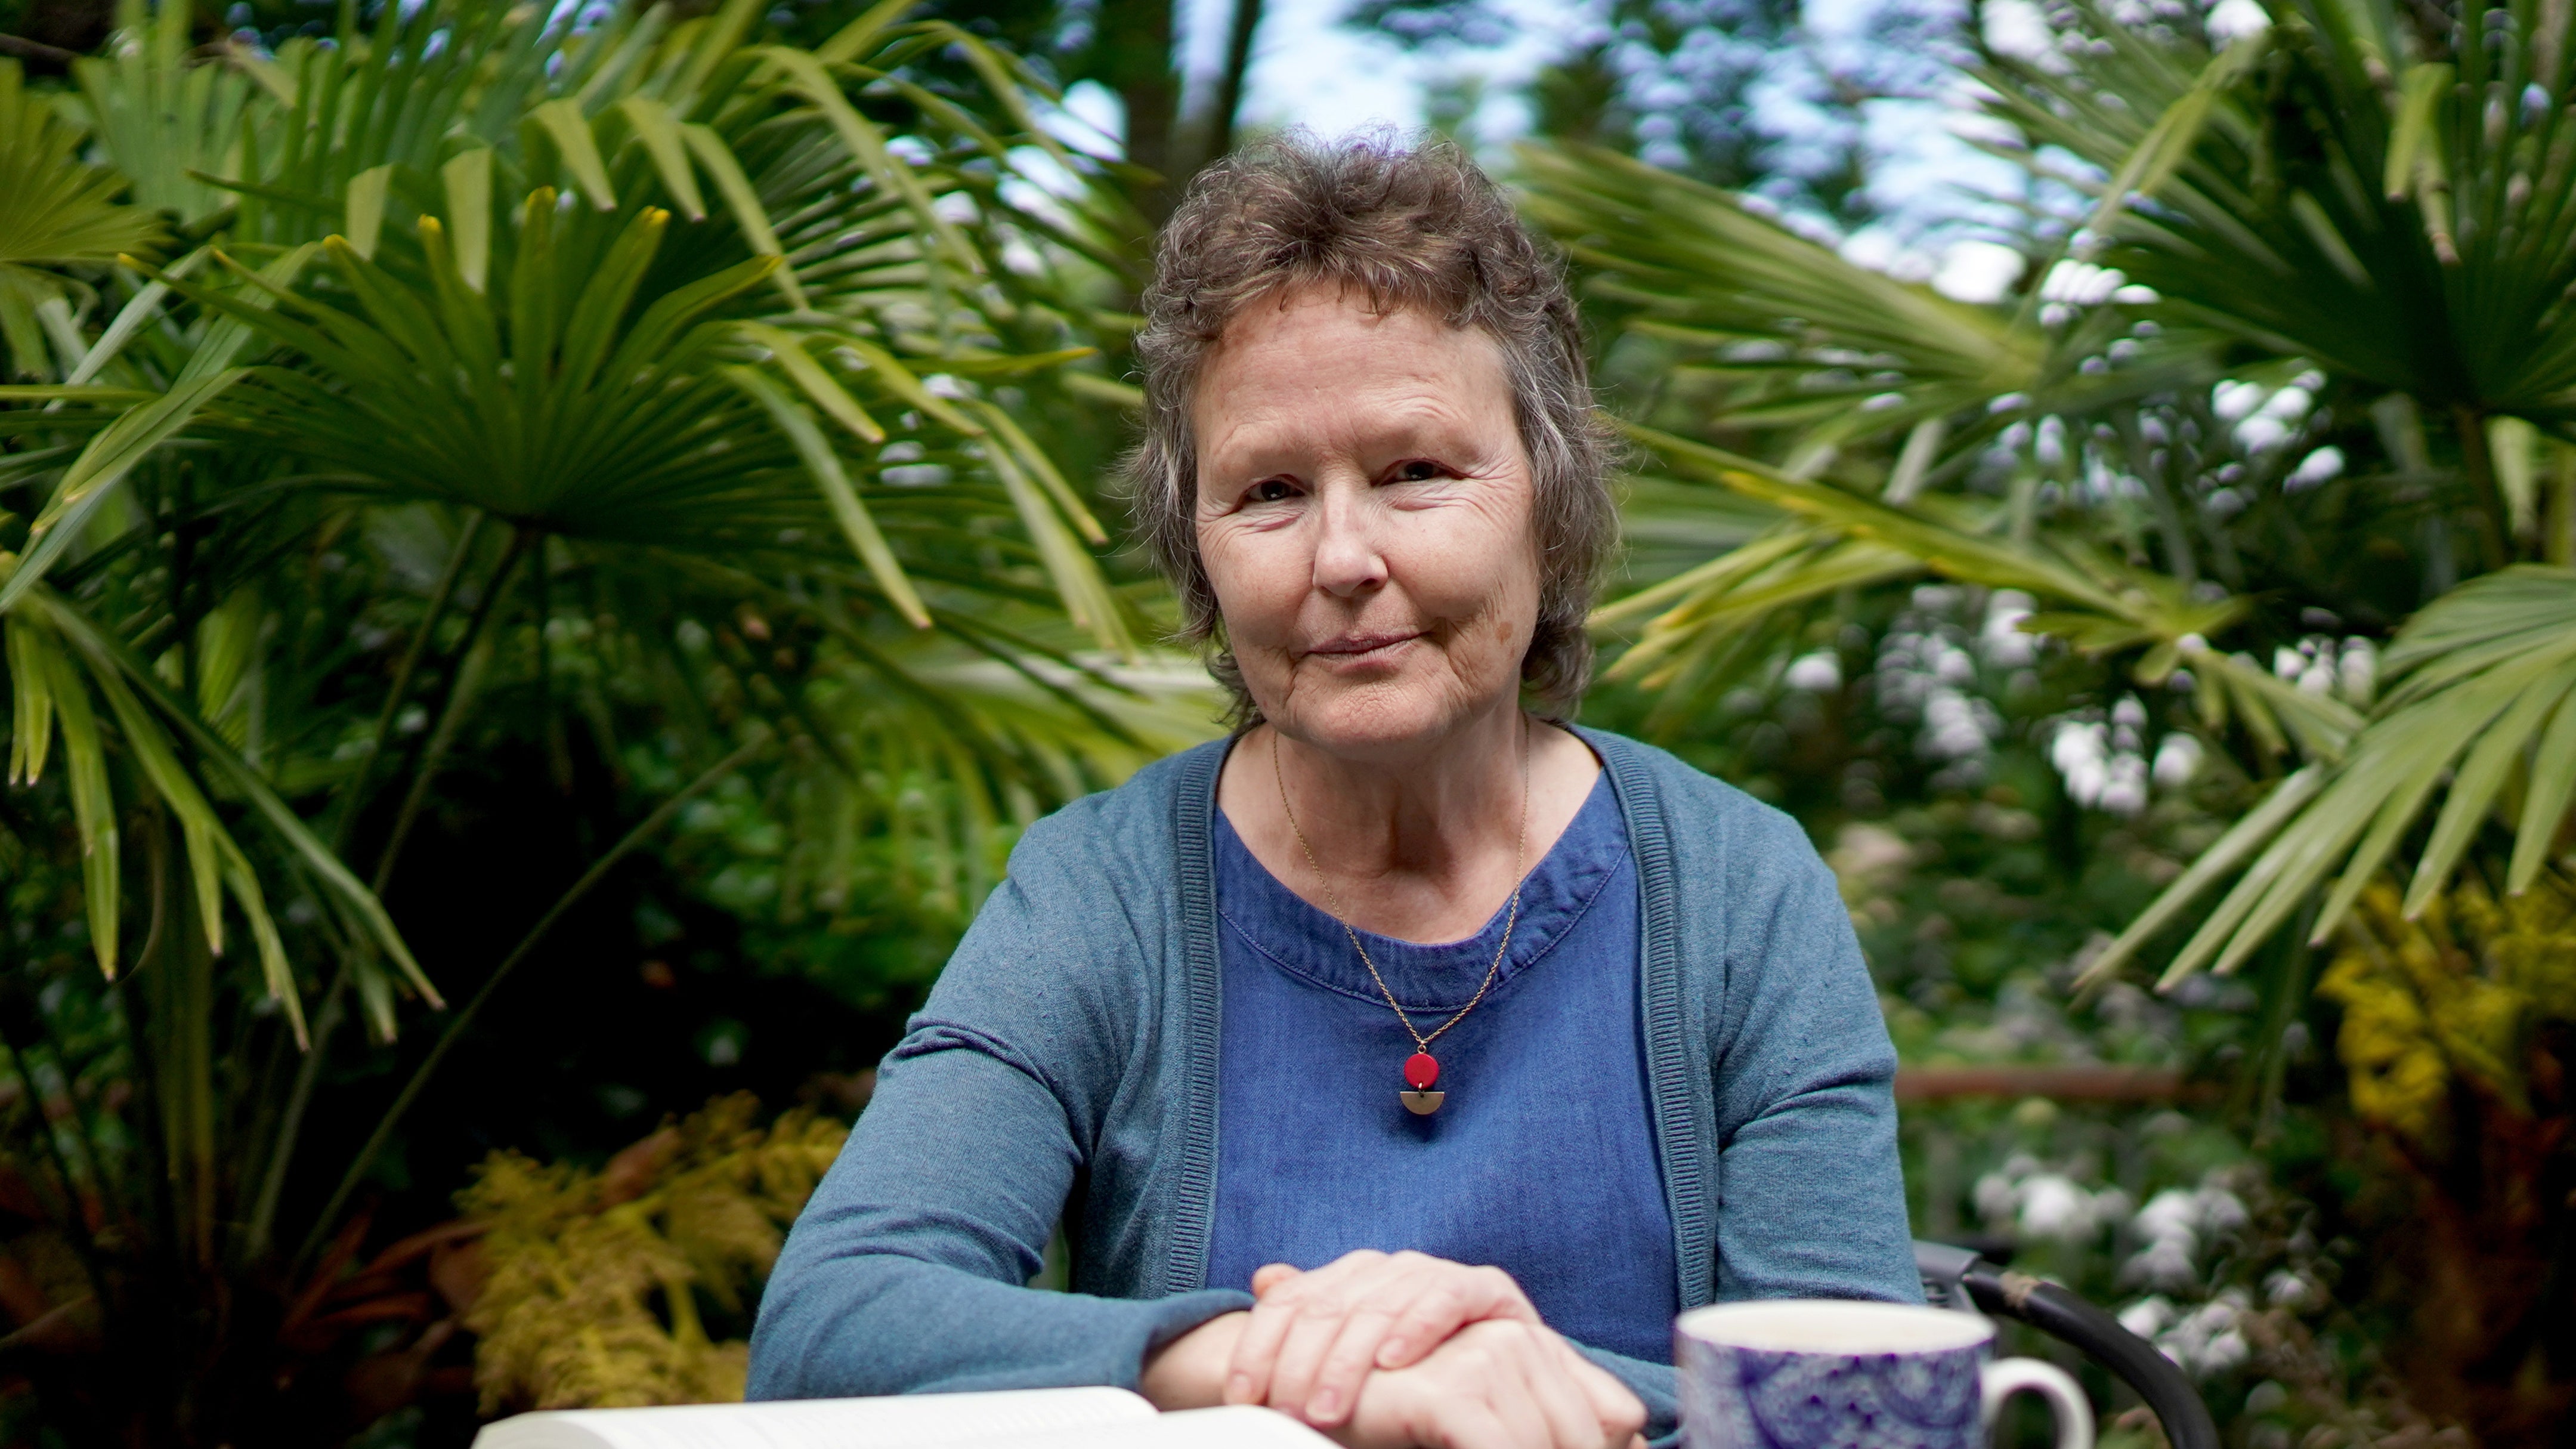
[1533,0,2576,1428]
[1993,0,2576,437]
[1528,0,2576,997]
[2097,564,2576,988]
[0,56,165,374]
[0,2,1182,1439]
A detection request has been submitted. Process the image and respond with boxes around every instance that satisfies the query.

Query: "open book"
[472,1387,1334,1449]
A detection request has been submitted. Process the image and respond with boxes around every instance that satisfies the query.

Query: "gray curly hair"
[1124,131,1617,721]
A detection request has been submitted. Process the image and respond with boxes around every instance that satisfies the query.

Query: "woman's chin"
[1268,678,1500,764]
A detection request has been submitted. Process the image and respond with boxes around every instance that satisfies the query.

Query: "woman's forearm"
[1139,1310,1250,1409]
[749,1250,1248,1398]
[750,1030,1254,1398]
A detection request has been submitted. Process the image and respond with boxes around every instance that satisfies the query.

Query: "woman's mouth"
[1305,630,1422,662]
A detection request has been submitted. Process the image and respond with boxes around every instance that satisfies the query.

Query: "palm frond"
[1994,0,2576,425]
[1,0,1138,1062]
[67,0,262,227]
[1517,140,2221,480]
[0,59,166,269]
[0,57,166,378]
[2,571,424,1030]
[2080,565,2576,988]
[1615,424,2249,660]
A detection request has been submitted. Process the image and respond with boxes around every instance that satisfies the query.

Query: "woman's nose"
[1309,487,1387,598]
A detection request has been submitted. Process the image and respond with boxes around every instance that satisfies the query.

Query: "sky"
[1053,0,1579,155]
[1066,0,2043,295]
[1197,0,1585,144]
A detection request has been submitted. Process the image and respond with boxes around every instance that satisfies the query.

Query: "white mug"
[1676,1299,2094,1449]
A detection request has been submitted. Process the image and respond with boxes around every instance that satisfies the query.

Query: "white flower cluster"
[2034,259,2160,326]
[2117,1290,2253,1379]
[1975,1153,2137,1244]
[1784,651,1842,692]
[2286,445,2345,492]
[2122,1181,2250,1290]
[2107,1176,2271,1377]
[1974,1157,2274,1381]
[2212,371,2323,454]
[2272,634,2376,706]
[2044,688,2207,815]
[1980,589,2039,668]
[1870,586,2036,776]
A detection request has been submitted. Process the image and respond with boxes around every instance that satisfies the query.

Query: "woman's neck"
[1216,706,1601,943]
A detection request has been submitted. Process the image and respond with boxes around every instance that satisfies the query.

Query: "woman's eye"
[1248,479,1297,503]
[1393,460,1445,482]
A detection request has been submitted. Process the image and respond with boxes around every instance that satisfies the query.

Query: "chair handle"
[1916,1241,2219,1449]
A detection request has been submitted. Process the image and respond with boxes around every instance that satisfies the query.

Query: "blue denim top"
[1205,776,1681,1362]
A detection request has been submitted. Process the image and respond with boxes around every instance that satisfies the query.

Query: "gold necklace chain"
[1270,718,1531,1058]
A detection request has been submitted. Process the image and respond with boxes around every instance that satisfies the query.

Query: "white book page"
[472,1387,1157,1449]
[944,1405,1334,1449]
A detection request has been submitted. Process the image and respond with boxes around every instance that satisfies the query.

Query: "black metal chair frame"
[1915,1241,2219,1449]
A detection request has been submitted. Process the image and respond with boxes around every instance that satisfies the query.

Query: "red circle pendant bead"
[1403,1052,1440,1091]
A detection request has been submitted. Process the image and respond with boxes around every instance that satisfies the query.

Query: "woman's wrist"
[1139,1310,1250,1410]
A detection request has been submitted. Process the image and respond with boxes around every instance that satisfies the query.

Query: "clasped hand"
[1143,1250,1647,1449]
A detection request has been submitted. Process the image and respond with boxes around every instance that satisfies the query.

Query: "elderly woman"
[746,135,1917,1447]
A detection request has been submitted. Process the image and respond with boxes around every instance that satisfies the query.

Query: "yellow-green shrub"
[457,1095,846,1411]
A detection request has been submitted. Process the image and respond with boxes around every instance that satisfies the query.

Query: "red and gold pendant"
[1399,1052,1445,1115]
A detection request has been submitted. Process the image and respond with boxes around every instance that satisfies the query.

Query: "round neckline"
[1213,775,1628,1012]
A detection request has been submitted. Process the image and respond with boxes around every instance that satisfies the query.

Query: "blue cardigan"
[746,728,1918,1432]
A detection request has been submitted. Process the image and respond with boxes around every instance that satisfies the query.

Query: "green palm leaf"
[0,57,166,377]
[2082,566,2576,987]
[1993,0,2576,437]
[1517,140,2219,484]
[3,571,425,1028]
[0,59,165,269]
[67,0,261,227]
[2,0,1139,1063]
[1615,424,2249,659]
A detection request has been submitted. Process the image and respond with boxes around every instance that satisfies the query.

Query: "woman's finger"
[1555,1336,1649,1447]
[1422,1399,1524,1449]
[1295,1299,1410,1426]
[1223,1291,1305,1405]
[1261,1280,1382,1422]
[1372,1261,1535,1368]
[1233,1249,1541,1423]
[1504,1324,1607,1449]
[1233,1250,1402,1414]
[1477,1333,1577,1449]
[1224,1259,1322,1403]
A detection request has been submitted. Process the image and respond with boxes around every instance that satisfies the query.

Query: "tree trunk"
[1088,0,1266,228]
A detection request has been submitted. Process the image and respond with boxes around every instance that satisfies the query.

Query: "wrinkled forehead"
[1190,283,1513,446]
[1202,275,1473,351]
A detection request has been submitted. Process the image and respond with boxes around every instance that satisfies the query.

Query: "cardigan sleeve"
[744,869,1250,1400]
[1707,811,1922,1305]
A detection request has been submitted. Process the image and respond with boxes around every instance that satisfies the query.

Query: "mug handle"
[1981,1357,2093,1449]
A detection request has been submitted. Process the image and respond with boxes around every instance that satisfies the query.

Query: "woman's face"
[1193,285,1540,763]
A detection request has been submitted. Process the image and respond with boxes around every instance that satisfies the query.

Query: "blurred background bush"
[2,0,2572,1443]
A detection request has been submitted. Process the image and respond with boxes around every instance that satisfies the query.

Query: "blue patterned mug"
[1676,1300,2093,1449]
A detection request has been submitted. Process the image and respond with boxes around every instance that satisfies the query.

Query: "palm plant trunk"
[243,523,521,1265]
[295,731,771,1269]
[2451,404,2512,570]
[326,511,487,857]
[369,527,532,898]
